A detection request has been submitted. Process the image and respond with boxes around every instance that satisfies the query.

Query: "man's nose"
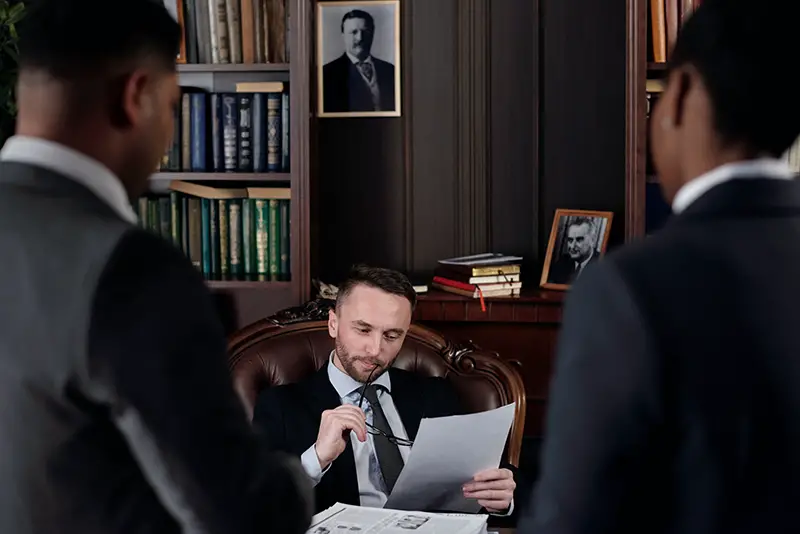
[364,334,381,356]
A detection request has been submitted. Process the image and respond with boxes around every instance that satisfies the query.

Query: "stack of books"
[431,253,523,301]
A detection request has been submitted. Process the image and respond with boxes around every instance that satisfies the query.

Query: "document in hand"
[307,502,488,534]
[384,402,516,513]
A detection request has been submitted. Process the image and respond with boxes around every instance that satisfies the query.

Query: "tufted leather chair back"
[227,300,526,465]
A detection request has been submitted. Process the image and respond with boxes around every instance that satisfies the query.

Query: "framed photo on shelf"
[540,209,613,291]
[162,0,187,64]
[316,0,401,118]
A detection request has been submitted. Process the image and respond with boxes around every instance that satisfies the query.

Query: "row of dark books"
[160,82,289,174]
[175,0,287,65]
[136,180,290,281]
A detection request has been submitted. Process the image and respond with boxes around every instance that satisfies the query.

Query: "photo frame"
[162,0,187,64]
[540,209,614,291]
[316,0,401,118]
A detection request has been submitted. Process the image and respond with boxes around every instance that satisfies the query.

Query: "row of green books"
[136,181,290,281]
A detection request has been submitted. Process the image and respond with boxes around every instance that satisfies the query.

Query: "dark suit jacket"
[0,161,312,533]
[521,177,800,534]
[254,366,525,524]
[547,252,598,285]
[322,53,396,113]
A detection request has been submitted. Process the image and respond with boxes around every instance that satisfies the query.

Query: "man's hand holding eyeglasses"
[462,468,516,513]
[315,405,368,469]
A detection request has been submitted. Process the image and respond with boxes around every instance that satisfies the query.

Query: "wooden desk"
[414,288,565,437]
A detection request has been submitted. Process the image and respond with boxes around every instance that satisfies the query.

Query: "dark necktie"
[359,61,375,83]
[362,385,404,492]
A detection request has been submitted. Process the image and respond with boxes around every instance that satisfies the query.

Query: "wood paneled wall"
[311,0,629,440]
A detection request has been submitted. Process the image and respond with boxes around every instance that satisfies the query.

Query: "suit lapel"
[388,369,425,441]
[304,366,360,507]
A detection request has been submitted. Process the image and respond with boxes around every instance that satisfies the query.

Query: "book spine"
[266,92,281,171]
[252,93,267,172]
[189,93,207,171]
[222,94,238,171]
[237,93,253,171]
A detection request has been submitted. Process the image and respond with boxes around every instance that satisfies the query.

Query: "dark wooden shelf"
[151,172,290,182]
[177,63,289,73]
[206,280,292,289]
[647,61,667,71]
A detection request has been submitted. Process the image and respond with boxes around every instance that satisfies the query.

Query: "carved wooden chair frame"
[227,299,527,466]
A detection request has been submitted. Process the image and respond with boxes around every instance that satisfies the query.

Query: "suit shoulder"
[372,56,395,69]
[323,54,348,72]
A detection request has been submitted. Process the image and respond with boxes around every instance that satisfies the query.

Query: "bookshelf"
[145,0,312,330]
[625,0,695,239]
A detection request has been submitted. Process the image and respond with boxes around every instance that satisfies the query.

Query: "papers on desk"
[307,502,488,534]
[384,402,516,513]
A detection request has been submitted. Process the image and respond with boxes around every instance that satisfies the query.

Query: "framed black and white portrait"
[540,209,613,290]
[316,0,401,118]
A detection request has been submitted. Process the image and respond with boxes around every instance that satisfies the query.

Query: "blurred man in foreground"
[0,0,311,532]
[520,0,800,532]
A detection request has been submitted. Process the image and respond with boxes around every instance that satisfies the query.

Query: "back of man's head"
[19,0,180,78]
[670,0,800,157]
[15,0,182,198]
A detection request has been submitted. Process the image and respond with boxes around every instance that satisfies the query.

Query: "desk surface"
[493,529,514,534]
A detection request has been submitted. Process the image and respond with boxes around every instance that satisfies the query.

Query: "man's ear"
[328,308,338,338]
[671,66,694,129]
[112,69,153,129]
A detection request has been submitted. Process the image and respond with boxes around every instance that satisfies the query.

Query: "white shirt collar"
[0,135,138,224]
[672,158,795,214]
[327,351,392,399]
[346,52,373,65]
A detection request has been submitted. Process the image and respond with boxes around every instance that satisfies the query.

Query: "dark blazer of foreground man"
[255,266,527,526]
[519,1,800,533]
[0,1,311,532]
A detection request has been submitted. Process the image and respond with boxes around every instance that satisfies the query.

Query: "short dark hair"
[669,0,800,156]
[336,265,416,311]
[18,0,181,78]
[341,9,375,33]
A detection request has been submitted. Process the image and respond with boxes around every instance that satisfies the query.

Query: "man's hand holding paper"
[463,467,516,513]
[383,402,517,514]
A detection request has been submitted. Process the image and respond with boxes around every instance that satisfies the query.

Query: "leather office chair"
[227,298,527,466]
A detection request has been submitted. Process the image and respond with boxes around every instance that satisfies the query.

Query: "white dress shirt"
[300,354,514,515]
[301,354,411,508]
[0,135,138,224]
[672,158,795,214]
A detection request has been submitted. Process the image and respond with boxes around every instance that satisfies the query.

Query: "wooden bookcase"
[147,0,313,331]
[625,0,688,240]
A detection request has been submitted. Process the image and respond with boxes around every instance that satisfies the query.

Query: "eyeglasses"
[356,365,414,447]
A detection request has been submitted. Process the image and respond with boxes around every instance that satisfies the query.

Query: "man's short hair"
[18,0,181,79]
[340,9,375,33]
[669,0,800,156]
[336,264,416,311]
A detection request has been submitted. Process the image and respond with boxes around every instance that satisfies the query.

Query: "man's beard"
[335,338,387,383]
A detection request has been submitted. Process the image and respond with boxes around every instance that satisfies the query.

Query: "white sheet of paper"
[383,402,516,513]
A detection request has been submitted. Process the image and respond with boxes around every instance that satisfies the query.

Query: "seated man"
[254,265,523,521]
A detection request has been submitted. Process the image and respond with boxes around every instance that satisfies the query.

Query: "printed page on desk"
[384,403,516,513]
[307,502,487,534]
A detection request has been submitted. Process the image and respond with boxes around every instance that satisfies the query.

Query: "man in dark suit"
[255,265,523,522]
[547,217,600,285]
[322,9,396,113]
[0,1,311,532]
[519,0,800,533]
